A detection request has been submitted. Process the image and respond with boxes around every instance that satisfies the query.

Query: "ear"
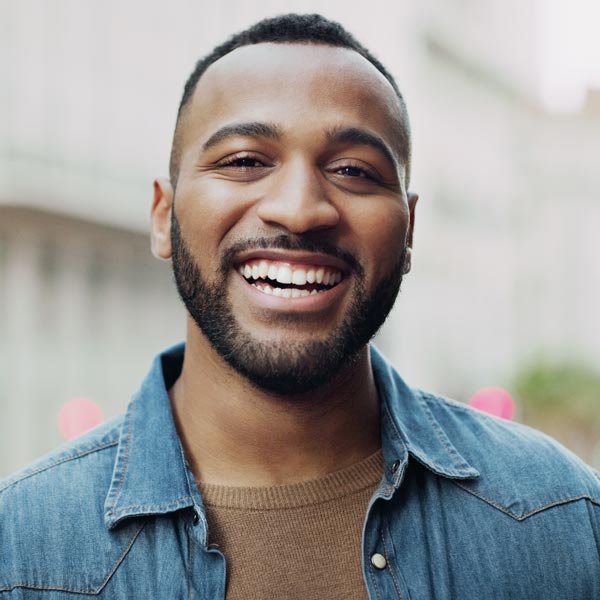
[150,178,174,260]
[403,192,419,274]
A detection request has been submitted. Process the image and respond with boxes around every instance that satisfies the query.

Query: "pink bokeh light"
[469,388,516,421]
[57,397,104,440]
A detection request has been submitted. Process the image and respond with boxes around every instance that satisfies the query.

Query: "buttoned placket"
[359,349,481,600]
[182,451,228,599]
[361,438,412,600]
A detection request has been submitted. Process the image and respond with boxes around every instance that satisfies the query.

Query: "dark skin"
[151,43,418,486]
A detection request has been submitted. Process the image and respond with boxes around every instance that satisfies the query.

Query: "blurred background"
[1,0,599,478]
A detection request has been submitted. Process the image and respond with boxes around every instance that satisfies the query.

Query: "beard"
[170,211,407,396]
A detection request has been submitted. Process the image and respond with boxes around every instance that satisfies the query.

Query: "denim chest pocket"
[0,522,146,597]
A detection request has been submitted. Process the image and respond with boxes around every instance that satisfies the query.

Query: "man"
[1,13,599,599]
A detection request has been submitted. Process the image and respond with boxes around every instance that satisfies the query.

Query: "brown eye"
[224,157,264,169]
[338,165,371,178]
[213,152,273,181]
[329,160,381,183]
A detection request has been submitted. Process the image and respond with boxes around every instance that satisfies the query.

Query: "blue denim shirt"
[2,343,599,599]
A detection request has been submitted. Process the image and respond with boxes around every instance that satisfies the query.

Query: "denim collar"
[371,346,479,493]
[104,343,479,529]
[104,343,194,529]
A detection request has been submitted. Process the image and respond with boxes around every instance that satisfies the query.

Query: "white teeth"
[310,289,318,295]
[276,266,292,285]
[289,288,311,298]
[292,269,307,285]
[258,261,269,279]
[239,260,343,291]
[253,283,272,295]
[252,280,312,298]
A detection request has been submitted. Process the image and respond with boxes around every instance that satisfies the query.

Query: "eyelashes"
[216,152,381,182]
[217,152,268,170]
[327,162,380,181]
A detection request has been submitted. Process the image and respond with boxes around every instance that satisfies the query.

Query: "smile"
[237,259,344,298]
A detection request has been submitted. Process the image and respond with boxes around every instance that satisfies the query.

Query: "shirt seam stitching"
[106,397,136,515]
[367,561,383,600]
[381,529,404,600]
[110,496,194,515]
[381,401,409,461]
[383,395,472,477]
[416,392,472,470]
[0,522,145,594]
[454,480,600,519]
[186,525,192,600]
[0,441,119,495]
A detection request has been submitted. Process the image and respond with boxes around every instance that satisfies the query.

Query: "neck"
[169,321,381,487]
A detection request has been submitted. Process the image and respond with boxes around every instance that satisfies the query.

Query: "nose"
[256,159,340,234]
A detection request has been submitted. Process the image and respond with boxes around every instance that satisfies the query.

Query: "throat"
[170,351,381,487]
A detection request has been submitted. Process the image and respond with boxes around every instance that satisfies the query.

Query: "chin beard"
[170,212,406,396]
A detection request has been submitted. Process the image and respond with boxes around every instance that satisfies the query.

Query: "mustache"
[220,235,363,276]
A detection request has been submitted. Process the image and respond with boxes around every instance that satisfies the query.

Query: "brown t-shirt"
[198,449,383,600]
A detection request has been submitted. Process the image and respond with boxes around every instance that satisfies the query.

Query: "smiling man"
[1,13,599,600]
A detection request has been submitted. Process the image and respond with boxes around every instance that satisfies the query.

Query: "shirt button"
[371,553,387,569]
[390,460,401,474]
[192,511,200,525]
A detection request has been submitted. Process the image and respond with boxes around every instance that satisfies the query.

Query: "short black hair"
[169,13,411,186]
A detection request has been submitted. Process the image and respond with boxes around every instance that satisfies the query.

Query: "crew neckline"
[197,448,383,510]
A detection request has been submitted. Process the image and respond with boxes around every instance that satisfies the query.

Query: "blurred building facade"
[1,0,599,476]
[0,206,184,476]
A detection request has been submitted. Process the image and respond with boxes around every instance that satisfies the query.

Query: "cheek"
[349,201,408,280]
[175,179,258,250]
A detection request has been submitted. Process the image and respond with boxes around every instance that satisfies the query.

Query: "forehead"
[181,43,404,158]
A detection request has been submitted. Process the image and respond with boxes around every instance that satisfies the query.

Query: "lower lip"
[236,272,350,311]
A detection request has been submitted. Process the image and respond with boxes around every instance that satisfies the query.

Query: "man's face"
[162,43,416,395]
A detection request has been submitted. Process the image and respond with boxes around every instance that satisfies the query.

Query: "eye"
[218,153,267,169]
[328,160,381,183]
[211,152,273,181]
[336,165,372,179]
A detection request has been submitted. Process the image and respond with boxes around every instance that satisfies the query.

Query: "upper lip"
[232,249,352,274]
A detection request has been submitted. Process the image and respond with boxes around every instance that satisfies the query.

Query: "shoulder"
[418,389,600,519]
[0,415,125,587]
[0,414,122,501]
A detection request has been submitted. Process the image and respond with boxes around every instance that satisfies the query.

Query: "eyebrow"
[202,121,283,151]
[200,121,399,170]
[326,127,398,170]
